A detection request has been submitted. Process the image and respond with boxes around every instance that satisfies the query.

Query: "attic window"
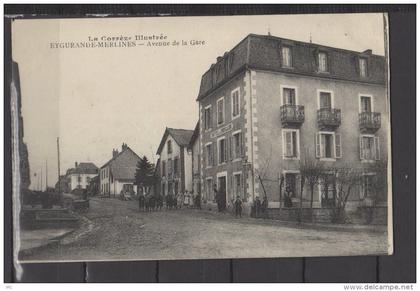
[167,140,172,154]
[318,52,328,72]
[282,46,292,68]
[359,57,368,77]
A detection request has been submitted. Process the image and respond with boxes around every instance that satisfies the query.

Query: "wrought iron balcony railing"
[359,112,381,133]
[317,108,341,129]
[280,105,305,127]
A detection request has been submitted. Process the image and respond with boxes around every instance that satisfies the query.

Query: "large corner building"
[197,34,388,212]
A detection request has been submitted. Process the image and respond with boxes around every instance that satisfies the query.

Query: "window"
[161,161,166,177]
[360,96,372,113]
[319,91,332,109]
[282,87,296,105]
[282,46,292,68]
[218,137,227,164]
[233,173,243,199]
[360,135,380,161]
[204,105,212,130]
[168,159,173,176]
[320,174,336,203]
[217,97,225,125]
[359,58,367,77]
[361,174,374,199]
[205,143,213,167]
[231,89,240,118]
[232,131,243,160]
[318,52,328,72]
[285,173,298,198]
[282,129,299,159]
[86,177,91,184]
[206,178,213,201]
[167,140,172,154]
[123,184,133,192]
[168,182,173,195]
[173,157,179,176]
[174,181,179,195]
[316,132,341,159]
[77,175,82,183]
[161,183,166,196]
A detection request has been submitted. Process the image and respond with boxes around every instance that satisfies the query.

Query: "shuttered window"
[316,132,342,159]
[283,130,299,159]
[218,138,227,164]
[360,135,380,161]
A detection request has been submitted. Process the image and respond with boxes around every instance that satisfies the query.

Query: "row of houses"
[57,33,389,215]
[154,33,389,212]
[56,143,143,197]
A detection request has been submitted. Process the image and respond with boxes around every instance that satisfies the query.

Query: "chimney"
[363,49,372,55]
[112,148,119,158]
[75,162,78,168]
[216,56,223,62]
[122,143,128,151]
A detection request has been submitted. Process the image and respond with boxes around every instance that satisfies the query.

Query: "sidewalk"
[187,208,387,234]
[18,228,75,255]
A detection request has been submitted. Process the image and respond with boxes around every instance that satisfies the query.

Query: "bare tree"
[331,167,363,223]
[300,154,324,209]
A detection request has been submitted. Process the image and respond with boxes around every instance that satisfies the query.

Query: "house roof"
[100,146,142,181]
[189,121,200,147]
[156,127,194,155]
[67,162,98,175]
[197,33,386,100]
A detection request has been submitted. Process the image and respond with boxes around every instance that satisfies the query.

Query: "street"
[20,197,389,262]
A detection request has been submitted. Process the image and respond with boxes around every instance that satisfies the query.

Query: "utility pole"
[57,137,61,193]
[46,159,48,190]
[40,167,43,191]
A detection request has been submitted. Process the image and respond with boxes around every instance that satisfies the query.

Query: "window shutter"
[240,133,244,157]
[213,142,217,166]
[359,136,364,160]
[335,133,342,158]
[315,133,321,158]
[229,136,233,160]
[374,136,380,160]
[224,139,228,162]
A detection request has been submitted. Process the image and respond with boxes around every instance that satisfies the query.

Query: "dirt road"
[20,197,388,262]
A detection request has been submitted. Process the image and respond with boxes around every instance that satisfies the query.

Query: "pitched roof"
[197,33,386,100]
[156,127,194,154]
[100,146,142,181]
[68,162,98,175]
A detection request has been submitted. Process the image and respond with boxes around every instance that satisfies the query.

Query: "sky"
[11,13,386,190]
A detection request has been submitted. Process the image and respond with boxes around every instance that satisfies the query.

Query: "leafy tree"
[135,156,156,195]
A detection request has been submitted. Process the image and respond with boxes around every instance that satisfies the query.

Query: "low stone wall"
[20,208,79,229]
[263,206,387,225]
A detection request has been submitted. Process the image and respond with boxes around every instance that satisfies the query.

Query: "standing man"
[234,195,242,218]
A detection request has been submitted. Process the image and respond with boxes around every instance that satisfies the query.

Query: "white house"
[156,127,194,196]
[67,162,98,191]
[100,143,141,196]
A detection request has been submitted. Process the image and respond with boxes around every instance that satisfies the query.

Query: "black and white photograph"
[11,13,392,263]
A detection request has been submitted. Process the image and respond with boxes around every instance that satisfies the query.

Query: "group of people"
[138,191,202,212]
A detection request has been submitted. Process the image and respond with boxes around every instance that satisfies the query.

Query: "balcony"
[359,112,381,133]
[317,108,341,130]
[280,105,305,127]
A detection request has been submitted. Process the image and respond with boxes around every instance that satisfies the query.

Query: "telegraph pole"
[45,159,48,190]
[57,137,61,193]
[40,167,43,191]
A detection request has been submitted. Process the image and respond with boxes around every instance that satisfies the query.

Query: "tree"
[300,155,324,209]
[330,167,363,223]
[135,156,156,195]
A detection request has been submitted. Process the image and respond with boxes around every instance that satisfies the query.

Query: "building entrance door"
[218,176,227,211]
